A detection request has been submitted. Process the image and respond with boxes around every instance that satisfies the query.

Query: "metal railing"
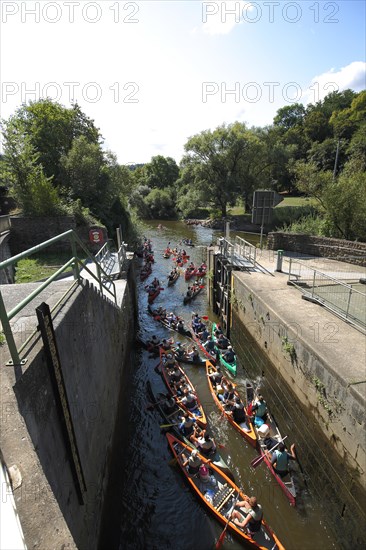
[288,258,366,332]
[218,236,256,267]
[234,236,257,266]
[217,236,263,271]
[0,229,118,366]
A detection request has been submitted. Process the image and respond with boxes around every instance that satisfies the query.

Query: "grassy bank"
[15,251,86,283]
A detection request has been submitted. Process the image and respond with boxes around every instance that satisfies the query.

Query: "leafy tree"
[0,126,61,216]
[144,188,176,219]
[181,122,262,217]
[307,138,345,172]
[2,99,101,186]
[144,155,179,189]
[273,104,305,131]
[303,110,331,142]
[323,169,366,240]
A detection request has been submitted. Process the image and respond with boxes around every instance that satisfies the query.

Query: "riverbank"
[185,216,270,233]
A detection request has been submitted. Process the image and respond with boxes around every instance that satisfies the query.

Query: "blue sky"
[0,1,365,165]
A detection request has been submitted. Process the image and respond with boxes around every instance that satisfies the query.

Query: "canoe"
[184,267,197,281]
[190,324,218,364]
[148,287,161,304]
[183,285,204,305]
[140,266,152,281]
[206,362,257,448]
[148,305,192,338]
[166,433,285,550]
[167,270,180,286]
[159,351,207,429]
[146,382,234,480]
[245,382,297,506]
[136,335,174,355]
[211,322,237,376]
[174,353,206,367]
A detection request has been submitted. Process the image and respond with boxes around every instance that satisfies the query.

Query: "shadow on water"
[116,220,339,550]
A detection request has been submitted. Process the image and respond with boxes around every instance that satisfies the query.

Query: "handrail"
[288,258,365,332]
[0,229,118,366]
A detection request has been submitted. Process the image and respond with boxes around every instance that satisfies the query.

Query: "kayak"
[148,305,192,338]
[212,322,237,376]
[245,381,297,506]
[206,362,257,448]
[146,381,234,481]
[167,270,180,286]
[191,324,218,365]
[166,433,285,550]
[159,351,207,429]
[140,266,152,281]
[147,287,161,304]
[174,353,206,366]
[183,285,204,305]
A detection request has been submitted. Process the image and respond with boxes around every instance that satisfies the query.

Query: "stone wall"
[2,264,137,549]
[230,273,366,548]
[267,232,366,266]
[9,216,107,255]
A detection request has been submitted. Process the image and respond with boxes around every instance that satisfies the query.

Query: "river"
[116,220,339,550]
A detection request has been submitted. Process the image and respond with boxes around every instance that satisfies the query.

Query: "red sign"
[89,228,104,244]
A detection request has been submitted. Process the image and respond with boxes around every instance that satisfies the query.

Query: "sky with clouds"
[0,0,365,165]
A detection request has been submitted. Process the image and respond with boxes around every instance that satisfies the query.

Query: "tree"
[181,122,262,217]
[0,125,61,216]
[303,110,331,142]
[2,99,101,186]
[144,188,176,219]
[144,155,179,189]
[273,104,305,131]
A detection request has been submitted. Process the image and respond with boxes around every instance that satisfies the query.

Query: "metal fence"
[217,236,257,269]
[287,258,366,332]
[0,229,118,366]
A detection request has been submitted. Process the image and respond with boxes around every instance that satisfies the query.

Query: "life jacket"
[233,404,246,423]
[205,340,215,351]
[185,394,197,410]
[248,505,263,532]
[274,450,289,472]
[255,400,267,417]
[181,420,195,436]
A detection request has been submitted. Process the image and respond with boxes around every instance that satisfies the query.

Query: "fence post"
[345,288,352,319]
[311,271,316,298]
[70,234,80,282]
[0,292,23,366]
[96,263,103,294]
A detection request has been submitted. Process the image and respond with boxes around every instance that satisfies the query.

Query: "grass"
[228,205,245,216]
[275,196,318,208]
[15,251,87,284]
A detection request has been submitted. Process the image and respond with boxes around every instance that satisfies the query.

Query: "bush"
[272,205,318,229]
[282,213,326,235]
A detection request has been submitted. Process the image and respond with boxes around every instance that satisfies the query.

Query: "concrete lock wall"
[267,232,366,267]
[230,273,366,547]
[9,271,137,549]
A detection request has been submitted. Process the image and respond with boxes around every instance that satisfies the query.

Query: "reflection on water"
[117,220,338,550]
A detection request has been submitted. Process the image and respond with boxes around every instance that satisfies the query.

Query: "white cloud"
[201,1,254,35]
[303,61,366,105]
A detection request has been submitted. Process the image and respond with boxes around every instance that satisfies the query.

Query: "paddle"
[160,422,181,429]
[146,391,177,411]
[168,447,186,466]
[251,435,288,468]
[215,493,239,549]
